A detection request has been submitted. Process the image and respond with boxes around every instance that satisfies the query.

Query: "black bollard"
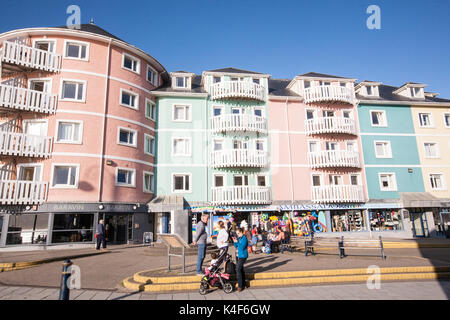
[59,259,73,300]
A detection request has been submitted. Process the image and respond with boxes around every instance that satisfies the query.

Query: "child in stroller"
[199,249,234,295]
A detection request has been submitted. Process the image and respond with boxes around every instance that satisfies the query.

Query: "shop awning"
[400,192,443,208]
[147,195,185,212]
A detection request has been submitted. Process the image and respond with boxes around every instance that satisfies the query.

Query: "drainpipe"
[285,98,294,204]
[98,39,112,202]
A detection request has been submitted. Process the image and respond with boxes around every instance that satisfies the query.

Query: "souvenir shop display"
[331,211,365,232]
[369,210,402,231]
[291,211,327,236]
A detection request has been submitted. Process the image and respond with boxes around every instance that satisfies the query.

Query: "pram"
[199,249,234,295]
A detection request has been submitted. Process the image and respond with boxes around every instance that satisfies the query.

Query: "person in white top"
[216,221,230,256]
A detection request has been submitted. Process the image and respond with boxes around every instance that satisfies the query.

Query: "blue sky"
[1,0,449,97]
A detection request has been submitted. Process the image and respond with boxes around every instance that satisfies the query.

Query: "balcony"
[212,186,272,205]
[303,85,354,105]
[307,150,361,169]
[1,41,61,75]
[210,149,268,168]
[211,114,267,134]
[0,180,48,205]
[0,84,58,114]
[209,81,266,101]
[312,185,365,203]
[305,117,357,135]
[0,131,52,158]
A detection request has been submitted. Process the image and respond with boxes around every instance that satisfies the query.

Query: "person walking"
[96,219,107,250]
[193,213,209,276]
[232,227,248,292]
[216,221,229,256]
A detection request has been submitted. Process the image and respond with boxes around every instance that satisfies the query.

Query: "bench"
[304,237,342,257]
[339,236,386,260]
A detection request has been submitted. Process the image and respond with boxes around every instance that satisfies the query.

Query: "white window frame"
[122,52,141,74]
[410,87,424,98]
[117,126,138,148]
[145,98,156,120]
[17,163,44,182]
[253,107,264,118]
[144,134,155,156]
[311,173,323,187]
[233,174,249,186]
[50,163,80,189]
[115,167,136,188]
[346,141,358,152]
[378,172,398,192]
[369,110,388,127]
[55,120,83,144]
[255,139,266,152]
[429,173,447,191]
[213,174,226,188]
[305,108,316,120]
[22,119,49,136]
[308,140,321,153]
[32,38,57,53]
[256,175,267,187]
[423,142,440,159]
[27,77,53,94]
[174,77,188,89]
[444,113,450,128]
[212,105,224,117]
[213,139,224,151]
[418,112,434,128]
[146,65,158,86]
[172,137,192,157]
[172,104,192,122]
[120,88,139,110]
[59,79,87,103]
[374,140,392,158]
[172,173,192,193]
[143,171,154,193]
[343,110,353,119]
[63,39,90,61]
[329,174,344,186]
[350,174,362,186]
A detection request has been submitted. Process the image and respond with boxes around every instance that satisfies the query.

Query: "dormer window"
[253,78,260,84]
[213,77,221,83]
[171,72,194,90]
[410,87,423,98]
[304,81,311,89]
[367,86,374,96]
[176,77,187,88]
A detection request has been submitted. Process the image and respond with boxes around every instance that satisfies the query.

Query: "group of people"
[192,214,249,292]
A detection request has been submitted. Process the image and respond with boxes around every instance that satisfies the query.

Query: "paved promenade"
[0,280,448,300]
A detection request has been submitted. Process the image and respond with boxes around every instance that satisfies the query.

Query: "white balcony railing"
[212,186,272,205]
[308,150,361,169]
[0,131,52,158]
[305,117,357,135]
[1,41,61,73]
[303,85,354,105]
[0,84,58,114]
[312,185,365,203]
[211,114,267,134]
[0,180,48,205]
[209,81,266,101]
[210,149,268,168]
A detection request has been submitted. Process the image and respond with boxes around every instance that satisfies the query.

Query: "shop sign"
[280,204,364,211]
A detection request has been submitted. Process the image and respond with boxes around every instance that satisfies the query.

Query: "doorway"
[411,212,429,238]
[99,214,132,244]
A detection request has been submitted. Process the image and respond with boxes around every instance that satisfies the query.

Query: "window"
[145,99,156,120]
[419,113,433,127]
[444,113,450,128]
[120,89,139,110]
[213,77,221,83]
[323,110,334,117]
[143,171,154,193]
[233,140,248,149]
[51,165,79,188]
[430,174,446,190]
[308,141,319,153]
[6,214,49,245]
[254,108,263,117]
[144,134,155,155]
[234,175,249,186]
[424,142,440,158]
[374,141,392,158]
[257,176,266,187]
[214,175,224,187]
[61,80,86,102]
[213,140,223,151]
[346,141,357,152]
[319,81,331,86]
[52,213,94,244]
[343,111,352,119]
[304,81,311,89]
[410,87,423,98]
[147,65,158,85]
[175,77,187,88]
[256,140,265,151]
[306,110,315,120]
[173,138,191,156]
[340,82,347,87]
[379,173,397,191]
[116,168,135,187]
[118,127,137,147]
[369,210,403,231]
[64,40,89,60]
[173,105,191,122]
[253,78,260,84]
[366,86,375,96]
[329,175,343,185]
[56,121,83,144]
[350,175,360,185]
[213,107,223,117]
[370,110,387,127]
[312,175,321,186]
[173,174,191,192]
[34,40,55,53]
[122,53,140,74]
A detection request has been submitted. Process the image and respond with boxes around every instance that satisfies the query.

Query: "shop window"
[6,214,49,245]
[331,211,365,232]
[369,210,403,231]
[52,213,94,243]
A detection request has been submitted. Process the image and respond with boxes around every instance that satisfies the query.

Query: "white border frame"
[418,112,434,128]
[213,174,226,188]
[444,113,450,128]
[172,104,192,122]
[233,174,249,187]
[143,171,155,193]
[378,172,398,192]
[256,174,268,187]
[350,173,362,186]
[173,76,188,89]
[54,120,84,145]
[117,126,138,148]
[17,163,44,182]
[22,119,49,136]
[374,140,392,158]
[369,109,388,127]
[144,133,155,156]
[59,78,87,103]
[122,52,141,75]
[120,88,140,110]
[32,38,57,53]
[172,137,192,157]
[311,173,324,187]
[50,163,80,189]
[428,173,447,191]
[145,98,156,120]
[115,167,136,188]
[63,39,90,62]
[423,142,440,159]
[172,173,192,193]
[27,77,53,94]
[146,64,158,86]
[212,105,225,117]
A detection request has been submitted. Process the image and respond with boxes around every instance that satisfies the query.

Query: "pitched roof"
[205,67,265,75]
[268,79,299,97]
[298,72,349,79]
[54,23,123,41]
[357,84,450,103]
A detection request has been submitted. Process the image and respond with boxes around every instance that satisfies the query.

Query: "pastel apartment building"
[0,23,449,249]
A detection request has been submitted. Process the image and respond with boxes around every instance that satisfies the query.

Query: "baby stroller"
[199,250,234,295]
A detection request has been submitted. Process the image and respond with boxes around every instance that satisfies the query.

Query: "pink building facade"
[0,24,166,248]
